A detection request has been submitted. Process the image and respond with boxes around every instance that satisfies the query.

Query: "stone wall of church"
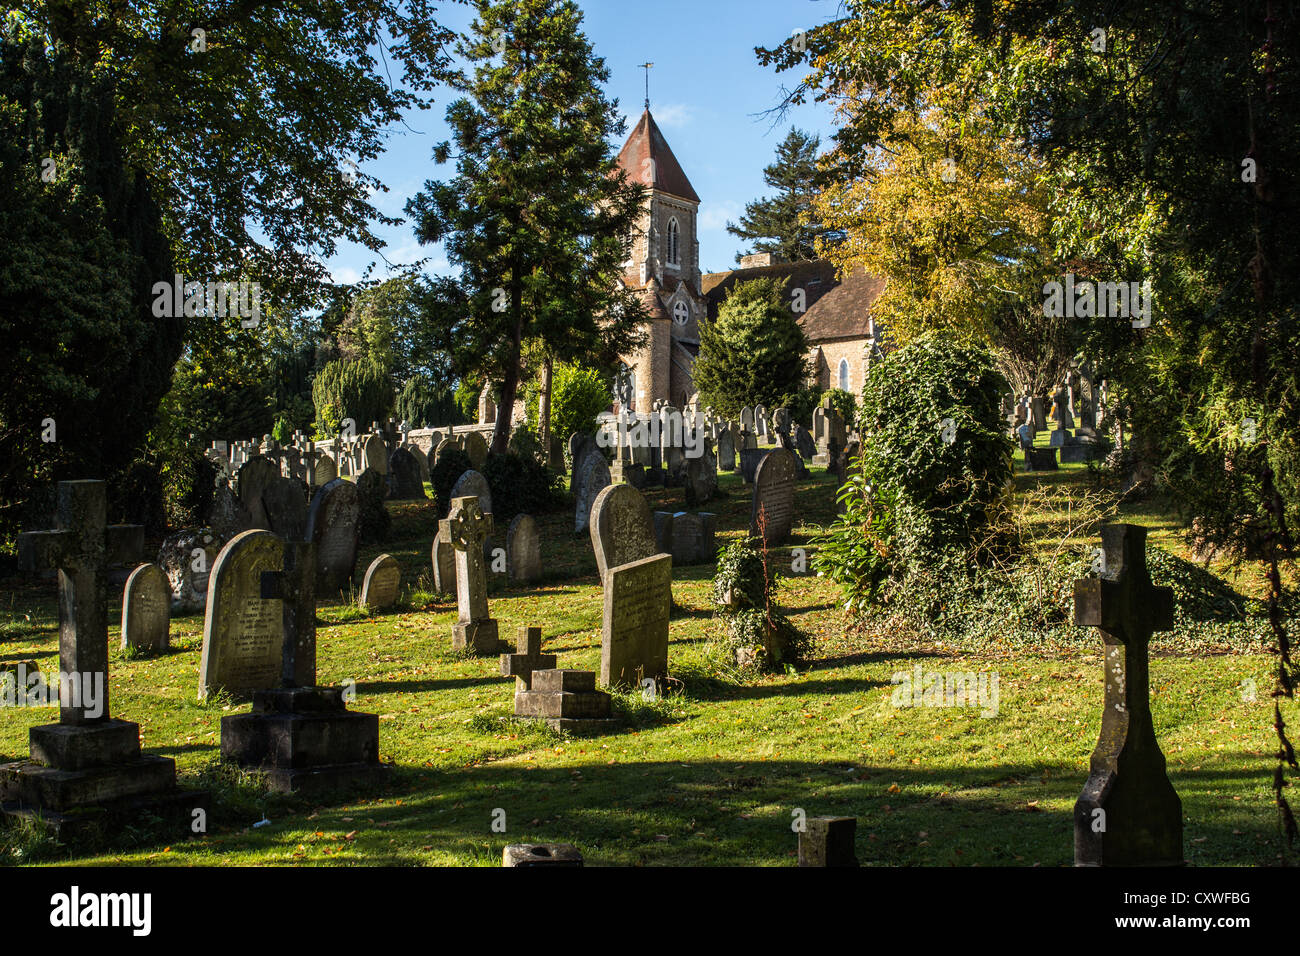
[651,196,700,286]
[626,317,672,411]
[810,338,869,397]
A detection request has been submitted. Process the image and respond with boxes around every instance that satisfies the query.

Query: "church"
[613,108,885,413]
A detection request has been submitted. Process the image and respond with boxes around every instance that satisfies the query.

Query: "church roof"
[615,109,700,204]
[702,259,883,344]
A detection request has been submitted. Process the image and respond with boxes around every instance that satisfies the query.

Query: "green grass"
[0,467,1294,866]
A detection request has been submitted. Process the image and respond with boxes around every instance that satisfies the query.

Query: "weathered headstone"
[666,511,717,565]
[739,447,767,484]
[313,453,337,486]
[121,563,170,652]
[262,476,308,542]
[220,539,384,794]
[387,448,427,500]
[209,483,251,539]
[306,479,361,594]
[462,431,489,470]
[199,530,287,699]
[600,553,672,689]
[450,469,493,517]
[236,455,280,529]
[1073,524,1182,867]
[431,534,456,595]
[506,514,542,584]
[360,554,402,610]
[717,424,736,472]
[573,449,612,534]
[590,484,658,585]
[683,443,717,507]
[158,528,227,613]
[440,496,501,653]
[750,448,797,545]
[361,433,388,475]
[793,424,816,462]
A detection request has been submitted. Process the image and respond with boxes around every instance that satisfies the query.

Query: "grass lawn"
[0,464,1293,866]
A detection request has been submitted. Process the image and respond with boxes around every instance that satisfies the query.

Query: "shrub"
[711,539,811,672]
[692,278,810,419]
[526,362,610,444]
[812,334,1013,613]
[312,358,393,436]
[398,372,462,428]
[430,446,474,517]
[481,452,560,522]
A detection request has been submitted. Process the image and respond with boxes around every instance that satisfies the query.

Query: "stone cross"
[259,540,317,688]
[1073,523,1181,866]
[16,480,143,725]
[440,496,500,652]
[500,626,557,690]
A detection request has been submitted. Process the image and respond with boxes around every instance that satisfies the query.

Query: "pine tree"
[405,0,647,455]
[726,128,825,263]
[692,279,810,418]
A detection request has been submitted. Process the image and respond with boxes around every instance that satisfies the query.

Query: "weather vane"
[638,62,653,110]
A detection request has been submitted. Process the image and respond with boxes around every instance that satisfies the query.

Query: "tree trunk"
[491,273,525,456]
[538,353,553,465]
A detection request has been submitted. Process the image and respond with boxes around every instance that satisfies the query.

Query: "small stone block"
[503,843,584,867]
[29,720,142,771]
[799,816,859,867]
[531,669,596,694]
[453,619,501,654]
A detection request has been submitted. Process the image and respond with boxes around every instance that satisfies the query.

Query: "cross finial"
[638,62,653,110]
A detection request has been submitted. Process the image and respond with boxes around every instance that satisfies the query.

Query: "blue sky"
[330,0,842,285]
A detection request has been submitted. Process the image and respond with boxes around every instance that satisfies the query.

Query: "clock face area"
[673,301,688,325]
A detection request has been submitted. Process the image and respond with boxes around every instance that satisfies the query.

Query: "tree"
[311,358,393,438]
[405,0,647,455]
[727,127,826,263]
[6,1,458,315]
[692,278,810,418]
[524,362,608,448]
[0,41,179,543]
[814,103,1076,396]
[760,0,1300,842]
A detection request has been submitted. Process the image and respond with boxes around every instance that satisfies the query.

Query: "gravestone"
[450,469,493,517]
[431,534,456,595]
[1073,524,1182,867]
[665,511,717,565]
[683,443,717,507]
[506,514,542,584]
[313,453,337,486]
[600,552,672,689]
[407,444,431,483]
[773,407,792,438]
[573,449,612,534]
[3,480,205,837]
[361,434,388,475]
[306,479,360,594]
[717,425,736,472]
[262,476,308,542]
[440,496,501,653]
[799,816,859,867]
[500,625,556,690]
[1025,447,1059,471]
[750,448,797,545]
[209,483,251,539]
[360,554,402,610]
[387,448,426,500]
[589,484,658,585]
[515,668,614,734]
[462,431,489,470]
[121,563,170,652]
[793,424,816,462]
[199,530,289,699]
[158,528,227,613]
[739,447,767,484]
[236,455,279,529]
[220,539,384,794]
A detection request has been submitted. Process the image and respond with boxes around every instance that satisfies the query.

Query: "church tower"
[614,109,708,410]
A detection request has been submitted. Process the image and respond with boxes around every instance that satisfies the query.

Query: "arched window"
[838,357,850,392]
[667,217,680,266]
[673,301,689,325]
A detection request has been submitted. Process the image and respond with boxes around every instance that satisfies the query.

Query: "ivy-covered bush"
[481,451,559,522]
[711,539,811,672]
[430,446,474,518]
[525,362,610,445]
[819,387,858,432]
[812,334,1013,615]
